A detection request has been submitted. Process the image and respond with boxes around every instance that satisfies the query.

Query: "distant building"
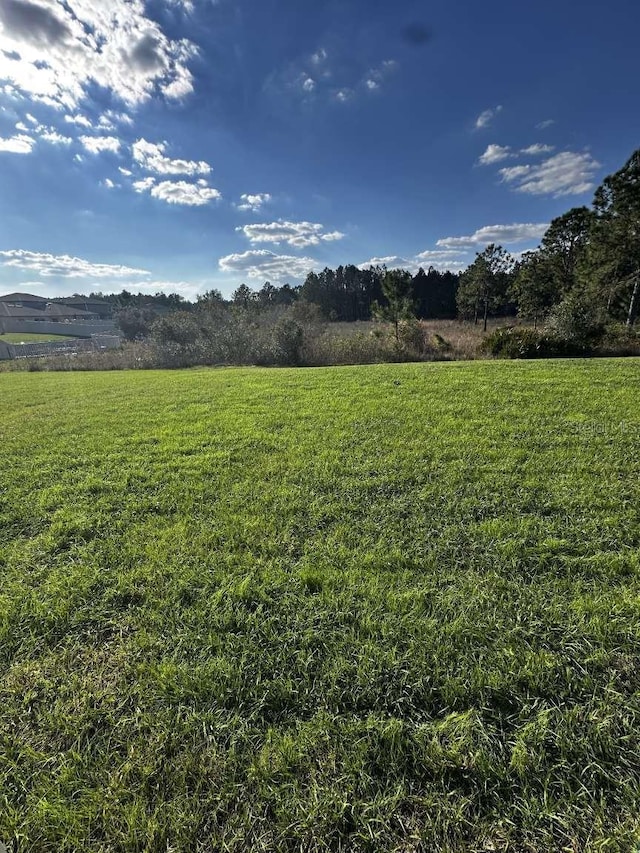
[0,292,49,310]
[56,297,114,320]
[0,292,117,336]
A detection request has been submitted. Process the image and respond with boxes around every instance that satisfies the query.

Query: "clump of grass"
[0,359,639,851]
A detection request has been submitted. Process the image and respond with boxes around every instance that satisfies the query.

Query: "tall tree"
[232,284,255,310]
[584,149,640,325]
[509,252,557,328]
[457,244,512,330]
[540,207,594,297]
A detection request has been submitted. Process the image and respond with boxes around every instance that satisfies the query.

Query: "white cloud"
[536,119,555,130]
[64,113,92,128]
[103,178,115,189]
[219,250,317,282]
[0,249,149,278]
[0,133,35,153]
[475,105,502,129]
[273,48,397,105]
[236,193,272,212]
[358,255,413,270]
[414,249,469,263]
[335,88,353,102]
[39,128,72,145]
[131,138,211,176]
[0,0,197,110]
[238,220,345,248]
[520,143,554,156]
[437,223,550,249]
[117,278,200,296]
[133,176,221,206]
[499,151,600,197]
[359,251,467,273]
[119,166,133,176]
[310,48,328,66]
[478,142,555,165]
[132,176,156,193]
[478,144,512,165]
[80,135,121,154]
[361,59,397,94]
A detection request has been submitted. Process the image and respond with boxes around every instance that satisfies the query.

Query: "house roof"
[57,297,111,307]
[0,292,48,303]
[55,297,113,315]
[0,303,47,318]
[44,303,98,319]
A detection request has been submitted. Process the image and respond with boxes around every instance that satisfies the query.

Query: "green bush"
[597,323,640,356]
[482,327,547,359]
[480,326,583,359]
[546,293,604,347]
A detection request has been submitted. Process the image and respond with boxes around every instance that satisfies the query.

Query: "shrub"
[480,326,580,359]
[270,318,304,366]
[481,327,549,359]
[546,293,604,347]
[597,323,640,356]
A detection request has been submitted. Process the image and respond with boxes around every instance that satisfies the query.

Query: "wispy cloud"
[237,220,345,249]
[520,143,554,156]
[499,151,600,197]
[475,105,502,129]
[478,142,555,166]
[358,255,413,270]
[478,144,512,165]
[275,47,398,105]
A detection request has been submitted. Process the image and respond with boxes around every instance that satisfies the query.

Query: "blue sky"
[0,0,638,299]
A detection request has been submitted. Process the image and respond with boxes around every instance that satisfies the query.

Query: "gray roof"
[0,303,48,318]
[0,292,48,303]
[44,303,98,319]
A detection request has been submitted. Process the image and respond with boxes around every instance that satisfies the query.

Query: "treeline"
[110,267,460,341]
[95,146,640,365]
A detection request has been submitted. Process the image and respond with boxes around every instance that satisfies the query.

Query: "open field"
[0,333,78,343]
[1,360,639,852]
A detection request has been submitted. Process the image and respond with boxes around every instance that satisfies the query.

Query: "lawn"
[0,333,78,343]
[1,360,639,852]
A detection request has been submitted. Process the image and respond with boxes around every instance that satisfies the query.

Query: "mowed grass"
[1,360,639,853]
[0,333,78,343]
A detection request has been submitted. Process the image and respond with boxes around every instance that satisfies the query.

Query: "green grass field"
[1,360,639,852]
[0,333,78,343]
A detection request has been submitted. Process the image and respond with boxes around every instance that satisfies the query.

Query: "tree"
[115,307,157,340]
[509,252,557,328]
[584,149,640,325]
[232,284,255,310]
[457,244,513,330]
[412,267,459,319]
[540,207,594,297]
[372,269,415,342]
